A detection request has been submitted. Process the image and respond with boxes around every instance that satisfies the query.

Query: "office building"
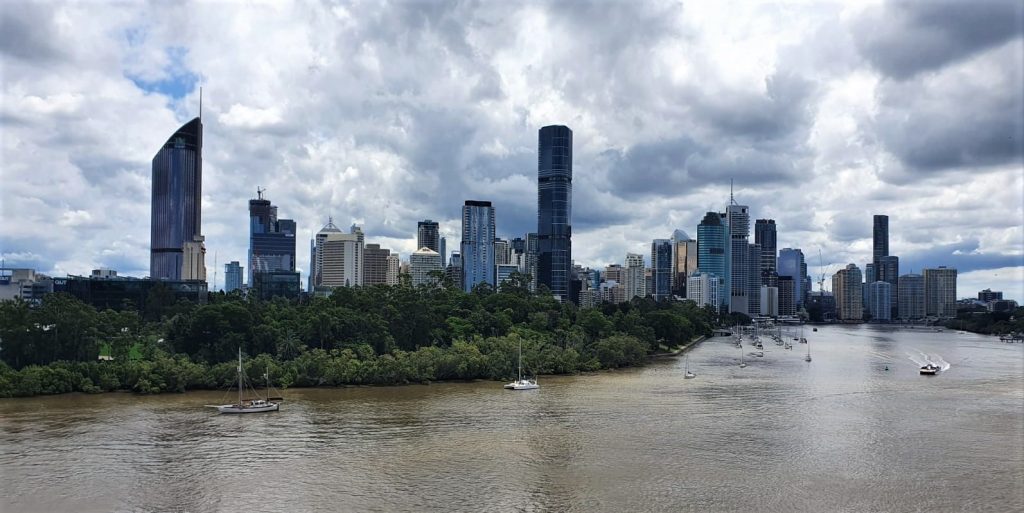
[0,268,54,304]
[496,263,520,288]
[878,255,899,318]
[697,211,729,311]
[417,220,440,253]
[224,261,243,292]
[386,254,400,286]
[309,218,343,290]
[537,125,573,302]
[778,248,805,309]
[150,117,204,281]
[748,243,762,316]
[727,200,750,315]
[461,200,496,292]
[410,247,442,287]
[494,238,511,266]
[446,252,463,290]
[873,214,889,269]
[248,191,297,286]
[318,225,364,289]
[833,264,864,321]
[778,276,796,316]
[754,219,777,272]
[55,273,206,311]
[898,273,925,320]
[651,239,673,301]
[760,285,779,317]
[868,281,892,321]
[364,244,393,286]
[924,267,957,317]
[978,289,1003,302]
[687,271,720,312]
[671,230,698,296]
[603,264,627,304]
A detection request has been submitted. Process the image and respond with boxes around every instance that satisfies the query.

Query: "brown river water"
[1,325,1022,512]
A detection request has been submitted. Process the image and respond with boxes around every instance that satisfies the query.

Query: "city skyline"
[1,1,1022,300]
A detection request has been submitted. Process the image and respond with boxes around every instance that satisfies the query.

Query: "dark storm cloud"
[853,0,1024,80]
[0,2,64,62]
[900,239,1024,275]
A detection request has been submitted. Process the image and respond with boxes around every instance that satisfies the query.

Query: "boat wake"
[907,350,951,371]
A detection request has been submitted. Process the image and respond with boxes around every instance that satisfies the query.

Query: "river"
[1,325,1022,512]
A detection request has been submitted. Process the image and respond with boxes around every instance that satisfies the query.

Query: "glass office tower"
[537,125,573,302]
[150,117,203,280]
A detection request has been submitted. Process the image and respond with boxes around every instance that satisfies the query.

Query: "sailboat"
[504,338,539,390]
[684,356,696,379]
[216,349,280,414]
[804,339,812,362]
[739,346,747,368]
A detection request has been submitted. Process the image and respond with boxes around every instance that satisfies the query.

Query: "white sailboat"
[804,339,812,362]
[739,345,747,368]
[216,349,280,414]
[684,356,696,379]
[504,338,539,390]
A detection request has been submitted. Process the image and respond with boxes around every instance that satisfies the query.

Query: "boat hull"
[217,403,279,414]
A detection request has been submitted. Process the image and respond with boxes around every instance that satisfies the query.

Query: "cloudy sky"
[2,0,1022,300]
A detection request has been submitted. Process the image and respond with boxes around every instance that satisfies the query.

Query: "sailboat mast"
[237,348,243,406]
[518,338,522,382]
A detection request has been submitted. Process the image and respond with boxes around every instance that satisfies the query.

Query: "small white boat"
[684,356,696,379]
[215,349,281,414]
[505,337,539,391]
[739,346,747,368]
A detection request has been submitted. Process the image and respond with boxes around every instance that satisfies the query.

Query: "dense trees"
[0,284,715,397]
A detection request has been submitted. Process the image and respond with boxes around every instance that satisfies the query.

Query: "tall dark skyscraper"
[150,117,203,280]
[754,219,777,272]
[697,211,729,311]
[537,125,573,302]
[651,239,673,301]
[417,220,440,252]
[873,214,889,267]
[461,200,496,292]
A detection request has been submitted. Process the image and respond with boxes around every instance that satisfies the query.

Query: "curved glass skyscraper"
[537,125,572,302]
[697,211,729,311]
[150,117,203,280]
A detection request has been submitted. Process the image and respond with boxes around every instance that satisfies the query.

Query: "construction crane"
[818,248,828,293]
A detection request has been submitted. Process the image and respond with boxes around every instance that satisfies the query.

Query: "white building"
[410,247,442,287]
[687,271,720,311]
[624,253,646,300]
[320,226,364,288]
[386,254,400,286]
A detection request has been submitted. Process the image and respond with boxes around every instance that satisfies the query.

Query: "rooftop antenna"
[199,86,202,119]
[729,178,736,205]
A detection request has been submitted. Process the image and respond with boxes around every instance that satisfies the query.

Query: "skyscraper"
[651,239,673,301]
[747,243,761,316]
[878,255,900,318]
[224,261,242,292]
[461,200,496,292]
[872,214,889,268]
[248,191,297,286]
[417,220,440,253]
[537,125,573,302]
[833,264,864,321]
[754,219,777,272]
[671,229,697,296]
[778,276,796,316]
[924,267,957,317]
[410,247,442,287]
[727,200,750,315]
[386,254,400,286]
[309,218,342,290]
[868,281,892,321]
[778,248,805,309]
[150,117,204,281]
[318,225,364,289]
[525,232,539,292]
[697,211,729,311]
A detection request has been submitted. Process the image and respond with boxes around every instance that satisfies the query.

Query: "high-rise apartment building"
[364,244,393,286]
[494,238,511,266]
[754,219,777,272]
[151,117,204,281]
[697,211,729,311]
[417,220,440,253]
[833,264,864,321]
[978,289,1003,302]
[924,267,957,317]
[624,253,646,300]
[868,281,892,321]
[778,276,796,316]
[446,252,463,291]
[898,274,925,320]
[873,214,889,268]
[386,254,400,286]
[687,271,720,312]
[651,239,673,301]
[309,219,343,291]
[747,243,762,316]
[760,285,779,317]
[461,200,496,292]
[224,261,242,292]
[410,247,442,287]
[537,125,573,302]
[878,255,900,318]
[727,201,750,315]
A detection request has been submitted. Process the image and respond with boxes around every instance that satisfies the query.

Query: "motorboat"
[920,364,940,375]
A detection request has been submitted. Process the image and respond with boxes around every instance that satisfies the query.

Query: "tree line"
[0,279,721,397]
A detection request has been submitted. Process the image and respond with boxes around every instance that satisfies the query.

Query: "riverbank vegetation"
[941,306,1024,335]
[0,279,717,397]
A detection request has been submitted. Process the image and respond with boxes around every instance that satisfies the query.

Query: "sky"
[1,0,1022,301]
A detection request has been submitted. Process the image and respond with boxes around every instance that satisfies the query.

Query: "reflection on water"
[2,325,1022,512]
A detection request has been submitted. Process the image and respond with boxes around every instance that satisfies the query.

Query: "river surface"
[1,325,1022,512]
